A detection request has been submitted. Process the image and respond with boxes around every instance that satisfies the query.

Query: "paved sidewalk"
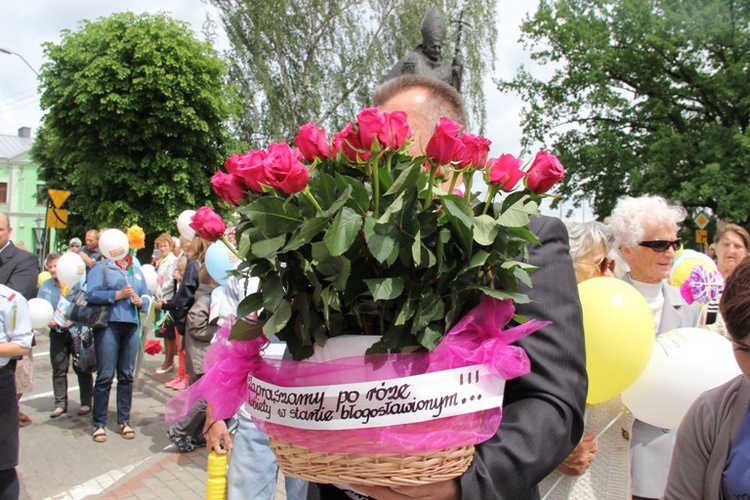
[17,334,287,499]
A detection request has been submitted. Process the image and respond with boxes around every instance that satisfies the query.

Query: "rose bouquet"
[207,108,564,360]
[173,107,565,484]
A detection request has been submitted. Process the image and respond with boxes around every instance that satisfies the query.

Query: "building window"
[37,185,46,205]
[0,183,7,204]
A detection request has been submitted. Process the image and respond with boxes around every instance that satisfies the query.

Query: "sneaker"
[169,433,195,453]
[165,376,182,388]
[170,378,189,391]
[50,407,67,418]
[189,434,207,448]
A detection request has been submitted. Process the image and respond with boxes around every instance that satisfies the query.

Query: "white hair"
[609,195,686,249]
[564,220,613,261]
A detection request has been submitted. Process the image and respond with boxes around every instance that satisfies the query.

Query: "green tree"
[500,0,750,224]
[209,0,497,144]
[32,12,230,239]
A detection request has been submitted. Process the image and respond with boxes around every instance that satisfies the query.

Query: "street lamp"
[0,47,40,77]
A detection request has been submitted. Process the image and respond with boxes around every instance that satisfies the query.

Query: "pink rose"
[224,153,243,174]
[263,143,310,194]
[488,154,526,192]
[332,123,371,162]
[233,149,268,193]
[211,170,247,206]
[356,107,387,151]
[526,151,565,194]
[425,117,463,165]
[294,122,330,162]
[455,133,491,170]
[190,206,227,242]
[380,111,411,150]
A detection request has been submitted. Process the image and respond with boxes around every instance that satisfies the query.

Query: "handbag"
[72,328,97,373]
[65,265,111,329]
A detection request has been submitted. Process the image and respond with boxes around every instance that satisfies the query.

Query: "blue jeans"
[227,413,308,500]
[92,322,139,428]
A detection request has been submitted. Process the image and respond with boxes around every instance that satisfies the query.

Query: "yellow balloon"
[669,257,717,288]
[578,277,655,405]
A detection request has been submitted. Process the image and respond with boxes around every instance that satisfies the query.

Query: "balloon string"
[594,409,626,442]
[541,408,627,500]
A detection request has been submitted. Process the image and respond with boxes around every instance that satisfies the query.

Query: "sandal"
[93,427,107,443]
[119,423,136,440]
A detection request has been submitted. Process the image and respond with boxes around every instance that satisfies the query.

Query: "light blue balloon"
[205,241,237,285]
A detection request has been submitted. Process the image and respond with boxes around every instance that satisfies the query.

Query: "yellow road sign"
[694,212,710,230]
[46,208,68,229]
[696,229,708,244]
[48,189,71,209]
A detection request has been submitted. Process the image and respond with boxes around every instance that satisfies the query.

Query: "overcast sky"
[0,1,589,218]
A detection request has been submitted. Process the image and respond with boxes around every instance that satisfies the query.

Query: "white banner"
[247,364,505,430]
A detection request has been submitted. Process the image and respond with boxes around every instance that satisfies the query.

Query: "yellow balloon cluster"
[578,277,655,405]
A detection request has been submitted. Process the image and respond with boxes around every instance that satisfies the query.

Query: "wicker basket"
[269,437,475,486]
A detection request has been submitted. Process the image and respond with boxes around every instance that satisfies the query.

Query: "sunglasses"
[638,239,681,252]
[70,244,80,247]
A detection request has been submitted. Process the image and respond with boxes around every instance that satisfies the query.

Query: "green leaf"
[245,197,304,235]
[365,219,398,264]
[236,292,264,318]
[497,195,539,228]
[364,277,405,301]
[324,206,362,256]
[442,195,475,229]
[250,233,286,259]
[229,318,265,341]
[262,300,292,336]
[283,217,328,252]
[473,214,499,246]
[479,286,531,304]
[417,323,443,351]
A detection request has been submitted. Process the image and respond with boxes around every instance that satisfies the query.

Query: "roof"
[0,133,32,161]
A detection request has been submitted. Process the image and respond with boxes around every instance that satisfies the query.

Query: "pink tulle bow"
[165,297,549,453]
[165,317,271,421]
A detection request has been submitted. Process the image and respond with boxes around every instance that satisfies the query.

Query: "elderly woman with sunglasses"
[609,195,702,500]
[541,221,635,500]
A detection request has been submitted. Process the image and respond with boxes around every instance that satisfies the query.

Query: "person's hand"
[131,293,143,307]
[204,418,232,455]
[48,320,56,328]
[154,300,163,311]
[116,284,134,300]
[557,432,599,476]
[357,479,460,500]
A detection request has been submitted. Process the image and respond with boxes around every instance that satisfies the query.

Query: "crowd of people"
[1,74,749,500]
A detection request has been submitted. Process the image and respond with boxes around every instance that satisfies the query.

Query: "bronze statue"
[385,8,463,92]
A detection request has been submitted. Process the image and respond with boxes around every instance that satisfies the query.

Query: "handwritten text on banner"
[247,364,505,430]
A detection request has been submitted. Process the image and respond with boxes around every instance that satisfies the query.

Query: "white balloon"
[99,229,130,261]
[140,264,158,293]
[622,328,742,429]
[56,252,86,288]
[177,210,196,240]
[28,298,54,330]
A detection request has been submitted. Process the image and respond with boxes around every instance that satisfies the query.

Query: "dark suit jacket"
[458,215,587,499]
[310,216,588,499]
[0,241,39,300]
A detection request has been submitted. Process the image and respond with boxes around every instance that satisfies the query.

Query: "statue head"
[420,7,447,63]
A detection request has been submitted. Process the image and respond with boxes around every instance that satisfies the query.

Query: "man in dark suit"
[0,213,39,301]
[308,75,587,499]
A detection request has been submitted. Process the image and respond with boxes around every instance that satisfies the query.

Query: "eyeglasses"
[70,244,80,248]
[638,239,681,252]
